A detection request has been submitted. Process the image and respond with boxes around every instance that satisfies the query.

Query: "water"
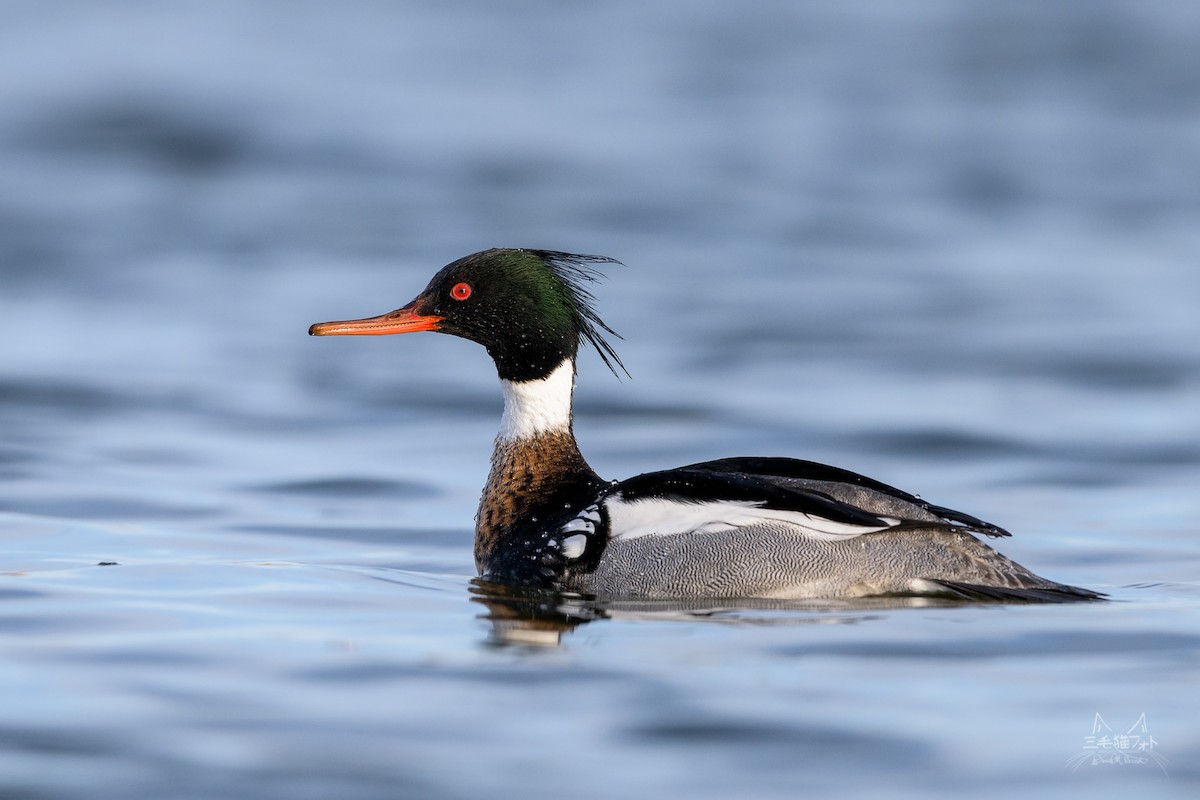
[2,1,1198,797]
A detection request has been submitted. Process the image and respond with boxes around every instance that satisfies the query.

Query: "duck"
[309,248,1100,602]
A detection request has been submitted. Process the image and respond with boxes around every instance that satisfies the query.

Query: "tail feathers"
[913,578,1105,603]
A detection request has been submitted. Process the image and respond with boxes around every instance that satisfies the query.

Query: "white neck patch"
[498,359,575,441]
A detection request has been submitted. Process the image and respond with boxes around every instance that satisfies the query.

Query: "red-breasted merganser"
[309,248,1100,602]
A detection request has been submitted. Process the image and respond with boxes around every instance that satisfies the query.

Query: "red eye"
[450,282,472,301]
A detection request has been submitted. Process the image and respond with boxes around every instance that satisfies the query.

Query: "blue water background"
[1,2,1198,797]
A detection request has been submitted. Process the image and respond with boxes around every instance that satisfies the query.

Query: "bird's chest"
[473,433,606,584]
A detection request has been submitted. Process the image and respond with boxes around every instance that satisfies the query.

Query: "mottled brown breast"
[475,431,601,571]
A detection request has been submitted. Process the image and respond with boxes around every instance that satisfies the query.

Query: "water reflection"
[468,579,1004,647]
[470,580,601,646]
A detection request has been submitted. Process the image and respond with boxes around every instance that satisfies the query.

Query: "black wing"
[610,467,900,530]
[680,456,1012,538]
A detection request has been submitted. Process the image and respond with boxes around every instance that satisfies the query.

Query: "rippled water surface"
[2,2,1198,798]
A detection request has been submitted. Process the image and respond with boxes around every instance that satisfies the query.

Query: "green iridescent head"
[311,248,626,383]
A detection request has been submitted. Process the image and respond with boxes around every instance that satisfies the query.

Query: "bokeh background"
[2,2,1197,798]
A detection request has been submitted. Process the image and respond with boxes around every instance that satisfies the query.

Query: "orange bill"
[308,304,442,336]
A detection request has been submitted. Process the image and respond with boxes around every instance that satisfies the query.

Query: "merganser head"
[309,248,627,383]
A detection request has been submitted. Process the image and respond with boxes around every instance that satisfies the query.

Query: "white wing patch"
[604,496,899,542]
[555,503,602,560]
[560,516,595,534]
[561,534,588,559]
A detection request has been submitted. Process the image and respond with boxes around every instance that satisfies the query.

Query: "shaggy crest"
[527,249,629,379]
